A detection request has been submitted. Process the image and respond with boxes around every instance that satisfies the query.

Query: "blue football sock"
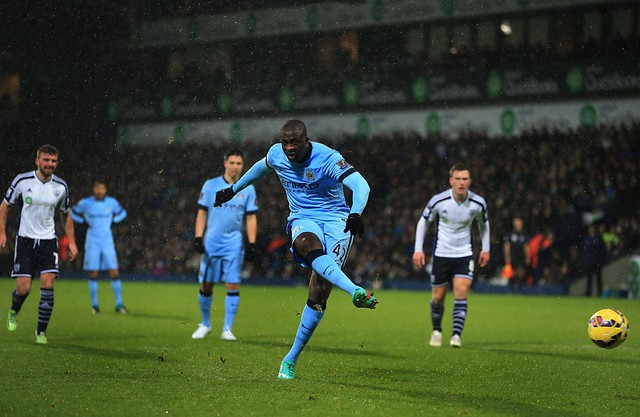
[223,291,239,332]
[88,280,99,307]
[37,288,54,333]
[110,279,123,307]
[283,301,325,364]
[452,299,468,336]
[309,253,358,295]
[199,291,212,328]
[431,299,444,332]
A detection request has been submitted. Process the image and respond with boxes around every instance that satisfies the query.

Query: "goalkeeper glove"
[194,237,205,254]
[214,186,236,207]
[344,213,364,237]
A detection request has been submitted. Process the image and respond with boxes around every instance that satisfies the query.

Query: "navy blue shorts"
[12,236,59,278]
[430,255,474,288]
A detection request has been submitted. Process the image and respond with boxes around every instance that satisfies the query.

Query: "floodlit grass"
[0,278,638,417]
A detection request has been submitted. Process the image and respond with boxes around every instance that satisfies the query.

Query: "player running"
[214,119,378,380]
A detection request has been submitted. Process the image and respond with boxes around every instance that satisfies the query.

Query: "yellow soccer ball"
[587,308,629,349]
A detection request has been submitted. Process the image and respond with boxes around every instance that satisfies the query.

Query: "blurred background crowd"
[2,123,638,290]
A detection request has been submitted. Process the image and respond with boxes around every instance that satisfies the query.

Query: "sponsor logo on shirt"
[280,179,320,190]
[24,197,55,207]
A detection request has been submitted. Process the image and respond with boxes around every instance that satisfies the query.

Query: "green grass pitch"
[0,278,638,417]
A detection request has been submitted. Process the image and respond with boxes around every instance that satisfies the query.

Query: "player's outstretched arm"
[214,158,271,207]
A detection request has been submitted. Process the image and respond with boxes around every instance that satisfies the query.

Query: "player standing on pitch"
[71,181,128,313]
[214,119,377,380]
[413,162,490,348]
[0,144,78,344]
[192,149,258,341]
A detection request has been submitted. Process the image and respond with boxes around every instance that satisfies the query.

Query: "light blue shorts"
[287,218,353,268]
[198,252,242,284]
[83,239,119,271]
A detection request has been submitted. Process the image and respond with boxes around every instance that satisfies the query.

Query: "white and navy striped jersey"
[419,189,490,258]
[4,171,70,240]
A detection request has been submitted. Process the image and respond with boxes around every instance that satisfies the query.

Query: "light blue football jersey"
[71,196,127,243]
[198,176,258,256]
[266,141,354,222]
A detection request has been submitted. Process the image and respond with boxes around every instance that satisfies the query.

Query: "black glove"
[344,213,364,237]
[245,243,257,263]
[194,237,205,254]
[214,186,236,207]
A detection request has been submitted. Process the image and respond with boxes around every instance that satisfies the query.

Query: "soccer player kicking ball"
[214,119,378,380]
[413,162,490,348]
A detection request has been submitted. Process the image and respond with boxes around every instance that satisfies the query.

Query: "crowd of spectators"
[113,13,640,125]
[3,123,638,290]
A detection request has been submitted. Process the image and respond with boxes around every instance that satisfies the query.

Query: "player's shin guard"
[283,300,326,363]
[223,291,239,332]
[452,299,468,336]
[37,288,54,333]
[431,299,444,332]
[307,250,358,295]
[11,290,28,314]
[198,291,213,328]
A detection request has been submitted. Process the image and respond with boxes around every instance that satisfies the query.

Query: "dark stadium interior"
[1,0,639,291]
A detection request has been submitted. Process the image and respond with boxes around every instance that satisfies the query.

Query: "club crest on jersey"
[54,190,61,197]
[336,159,350,169]
[305,170,315,180]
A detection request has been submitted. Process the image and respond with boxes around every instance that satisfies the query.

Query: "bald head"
[280,119,307,138]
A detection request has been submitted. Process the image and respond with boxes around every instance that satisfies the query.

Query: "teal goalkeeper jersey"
[266,141,354,222]
[198,176,258,256]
